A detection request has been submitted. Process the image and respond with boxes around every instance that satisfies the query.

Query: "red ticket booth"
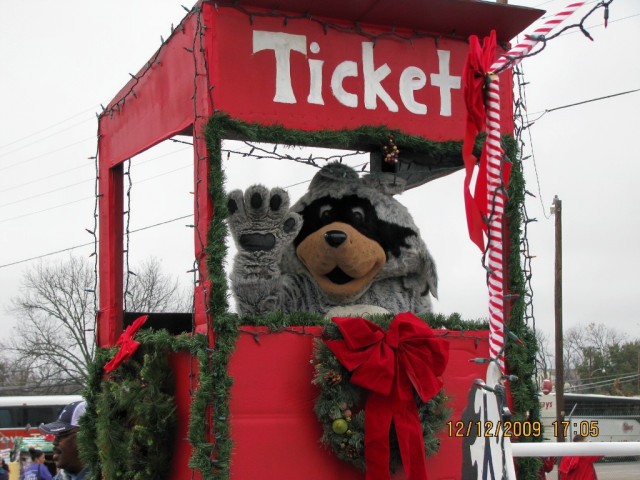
[95,1,543,478]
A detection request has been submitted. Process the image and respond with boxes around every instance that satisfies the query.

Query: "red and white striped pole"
[492,1,587,74]
[484,74,507,369]
[483,1,586,370]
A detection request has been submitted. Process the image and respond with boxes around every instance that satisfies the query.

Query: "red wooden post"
[97,157,124,348]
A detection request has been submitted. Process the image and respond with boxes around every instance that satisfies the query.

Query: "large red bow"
[104,315,149,373]
[325,312,449,480]
[462,30,497,251]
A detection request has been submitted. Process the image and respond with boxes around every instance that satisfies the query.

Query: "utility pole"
[551,195,565,442]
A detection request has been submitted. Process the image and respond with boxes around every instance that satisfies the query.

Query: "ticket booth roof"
[218,0,544,41]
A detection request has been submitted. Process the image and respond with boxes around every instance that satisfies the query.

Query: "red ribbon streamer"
[324,312,449,480]
[103,315,149,373]
[462,30,497,251]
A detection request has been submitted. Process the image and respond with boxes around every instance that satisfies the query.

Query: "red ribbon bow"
[324,312,449,480]
[462,30,497,251]
[104,315,149,373]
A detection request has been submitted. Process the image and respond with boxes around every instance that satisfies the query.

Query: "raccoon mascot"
[227,162,437,317]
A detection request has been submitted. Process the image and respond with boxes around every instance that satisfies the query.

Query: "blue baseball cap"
[40,400,87,435]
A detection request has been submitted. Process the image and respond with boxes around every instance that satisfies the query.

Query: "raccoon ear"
[362,172,407,196]
[309,163,359,191]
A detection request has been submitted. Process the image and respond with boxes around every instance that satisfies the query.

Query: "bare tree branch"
[2,255,190,393]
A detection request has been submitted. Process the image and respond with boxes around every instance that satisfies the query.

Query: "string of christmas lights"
[123,159,134,311]
[492,1,613,75]
[88,129,100,347]
[513,64,538,364]
[220,1,460,45]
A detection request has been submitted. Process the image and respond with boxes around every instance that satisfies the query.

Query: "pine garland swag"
[95,343,175,479]
[81,330,211,480]
[312,315,451,471]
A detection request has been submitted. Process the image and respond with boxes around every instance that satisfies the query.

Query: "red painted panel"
[227,326,490,480]
[168,351,203,480]
[209,7,513,141]
[98,12,199,168]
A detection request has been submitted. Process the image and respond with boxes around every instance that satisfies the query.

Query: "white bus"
[0,395,82,448]
[539,393,640,444]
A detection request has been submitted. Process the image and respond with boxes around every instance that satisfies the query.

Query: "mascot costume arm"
[227,185,303,316]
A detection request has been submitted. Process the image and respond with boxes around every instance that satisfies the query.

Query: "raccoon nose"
[324,230,347,248]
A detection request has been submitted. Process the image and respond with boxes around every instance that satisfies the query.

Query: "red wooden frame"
[96,0,542,347]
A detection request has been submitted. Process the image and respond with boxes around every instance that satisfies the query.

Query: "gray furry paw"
[227,186,302,256]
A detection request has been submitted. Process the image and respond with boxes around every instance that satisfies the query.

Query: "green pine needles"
[82,112,538,479]
[81,330,210,480]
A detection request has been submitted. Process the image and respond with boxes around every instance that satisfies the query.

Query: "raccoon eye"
[351,206,365,224]
[319,205,332,221]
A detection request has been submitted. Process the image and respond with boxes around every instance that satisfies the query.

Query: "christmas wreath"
[312,312,451,475]
[86,321,177,480]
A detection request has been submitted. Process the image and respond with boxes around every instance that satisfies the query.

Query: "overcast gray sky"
[1,0,638,349]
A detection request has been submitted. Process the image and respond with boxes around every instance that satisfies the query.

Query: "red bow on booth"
[462,30,497,251]
[324,312,449,480]
[104,315,149,373]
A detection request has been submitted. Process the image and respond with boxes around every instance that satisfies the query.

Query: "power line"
[0,117,95,161]
[0,105,99,150]
[528,87,640,123]
[0,196,92,224]
[0,156,192,209]
[0,162,95,194]
[0,214,193,269]
[0,145,191,196]
[0,178,90,209]
[566,372,640,392]
[0,136,95,173]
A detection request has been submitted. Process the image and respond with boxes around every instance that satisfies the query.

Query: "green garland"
[312,315,451,471]
[503,136,543,480]
[204,111,479,166]
[80,330,210,480]
[81,113,537,480]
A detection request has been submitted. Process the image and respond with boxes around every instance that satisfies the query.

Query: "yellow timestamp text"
[446,420,542,438]
[552,420,599,438]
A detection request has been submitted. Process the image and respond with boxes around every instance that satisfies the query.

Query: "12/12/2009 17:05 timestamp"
[446,420,599,438]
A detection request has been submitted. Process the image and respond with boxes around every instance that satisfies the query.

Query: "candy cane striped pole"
[492,1,586,73]
[484,74,507,369]
[483,1,587,370]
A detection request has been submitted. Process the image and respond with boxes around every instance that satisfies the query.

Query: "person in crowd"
[0,457,9,480]
[39,400,90,480]
[20,448,52,480]
[558,434,603,480]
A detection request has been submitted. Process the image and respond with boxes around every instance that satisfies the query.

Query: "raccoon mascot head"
[227,161,438,317]
[283,162,437,313]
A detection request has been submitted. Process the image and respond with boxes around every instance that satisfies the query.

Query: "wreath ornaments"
[313,312,451,479]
